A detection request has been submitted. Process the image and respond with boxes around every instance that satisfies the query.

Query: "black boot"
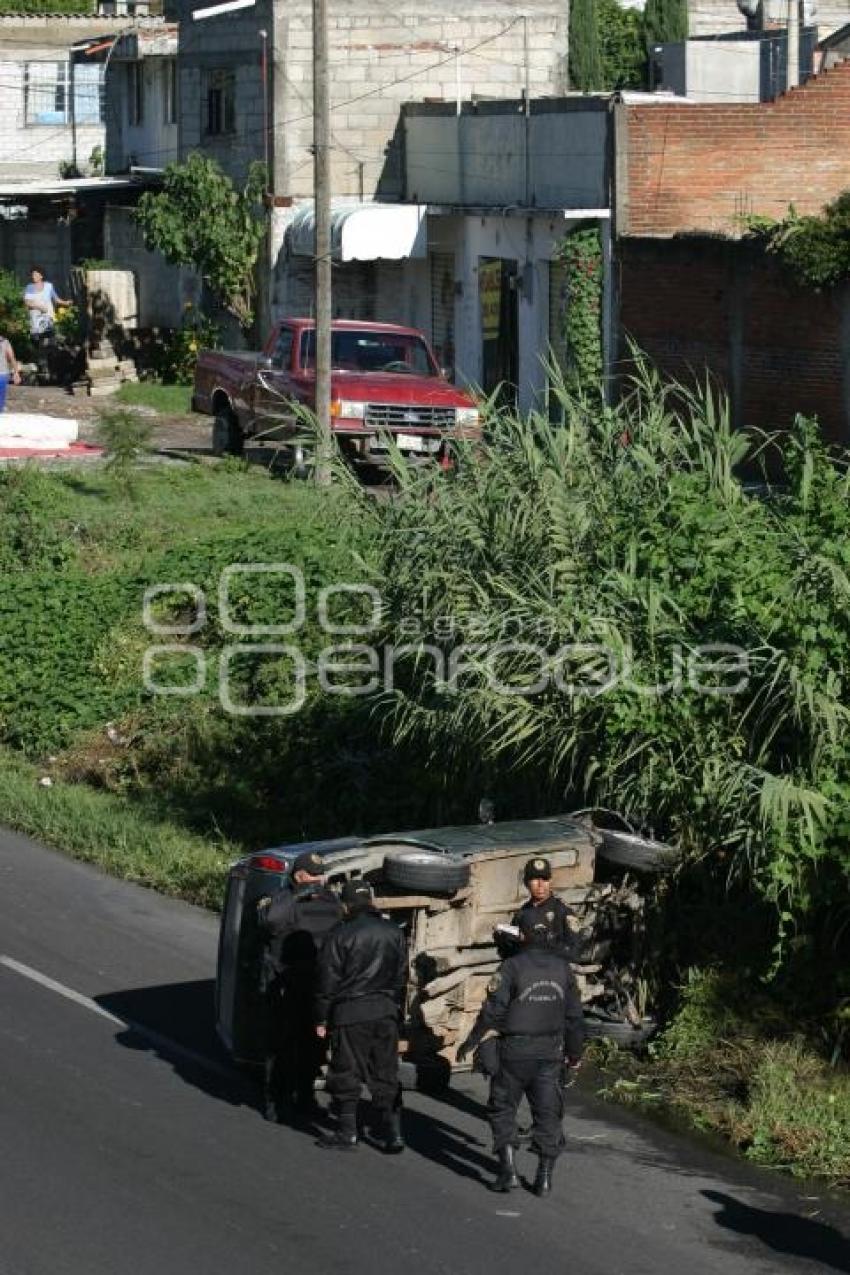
[262,1058,283,1123]
[317,1107,358,1151]
[492,1145,519,1192]
[533,1155,555,1197]
[376,1109,404,1155]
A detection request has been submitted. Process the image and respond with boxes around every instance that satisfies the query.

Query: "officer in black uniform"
[258,850,343,1124]
[512,856,576,953]
[314,881,408,1154]
[457,909,585,1197]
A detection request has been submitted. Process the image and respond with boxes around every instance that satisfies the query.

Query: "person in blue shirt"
[0,334,21,413]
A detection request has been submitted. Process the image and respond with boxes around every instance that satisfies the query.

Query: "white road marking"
[0,954,235,1082]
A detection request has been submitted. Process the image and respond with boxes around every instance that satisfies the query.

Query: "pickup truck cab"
[192,318,480,467]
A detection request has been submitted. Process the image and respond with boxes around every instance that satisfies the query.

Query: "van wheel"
[382,850,470,895]
[212,408,244,457]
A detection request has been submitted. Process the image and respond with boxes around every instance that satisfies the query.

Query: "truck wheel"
[382,850,470,895]
[212,408,244,457]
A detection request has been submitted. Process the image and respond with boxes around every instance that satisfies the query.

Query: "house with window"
[0,10,179,314]
[170,0,571,340]
[0,15,123,184]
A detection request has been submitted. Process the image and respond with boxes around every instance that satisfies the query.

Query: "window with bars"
[206,69,235,136]
[24,61,104,126]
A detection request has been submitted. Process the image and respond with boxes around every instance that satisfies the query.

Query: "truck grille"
[365,403,457,431]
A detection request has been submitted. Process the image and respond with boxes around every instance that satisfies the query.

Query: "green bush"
[333,369,850,974]
[0,0,93,11]
[0,267,31,356]
[152,308,221,385]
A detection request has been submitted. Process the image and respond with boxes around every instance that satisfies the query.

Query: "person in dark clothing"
[258,850,343,1124]
[457,910,585,1197]
[314,881,408,1154]
[511,856,576,954]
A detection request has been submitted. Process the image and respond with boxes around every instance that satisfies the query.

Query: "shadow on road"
[399,1105,493,1186]
[95,979,257,1111]
[703,1190,850,1273]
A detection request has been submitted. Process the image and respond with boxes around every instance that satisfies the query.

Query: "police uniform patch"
[487,971,502,994]
[546,911,554,923]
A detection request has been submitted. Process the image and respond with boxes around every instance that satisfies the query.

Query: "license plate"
[395,432,437,452]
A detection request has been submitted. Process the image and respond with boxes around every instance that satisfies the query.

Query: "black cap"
[341,880,373,907]
[291,850,325,878]
[516,910,551,941]
[523,856,552,883]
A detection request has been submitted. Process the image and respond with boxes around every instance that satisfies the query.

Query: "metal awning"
[289,201,428,262]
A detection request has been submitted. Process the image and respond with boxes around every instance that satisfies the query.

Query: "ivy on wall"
[554,226,604,399]
[0,0,95,12]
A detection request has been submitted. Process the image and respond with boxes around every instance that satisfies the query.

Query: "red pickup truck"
[192,317,480,469]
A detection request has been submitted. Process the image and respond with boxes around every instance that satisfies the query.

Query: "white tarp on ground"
[0,415,79,447]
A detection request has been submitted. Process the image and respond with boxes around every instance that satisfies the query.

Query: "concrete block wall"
[271,0,569,201]
[104,204,195,327]
[618,236,850,442]
[619,58,850,236]
[688,0,850,39]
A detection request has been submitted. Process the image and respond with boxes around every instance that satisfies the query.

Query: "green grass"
[114,382,194,415]
[0,749,232,910]
[596,971,850,1188]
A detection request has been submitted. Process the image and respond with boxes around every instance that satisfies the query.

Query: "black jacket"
[466,945,585,1061]
[260,885,343,989]
[511,895,576,953]
[315,909,408,1028]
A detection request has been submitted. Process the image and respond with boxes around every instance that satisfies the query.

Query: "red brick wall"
[621,60,850,237]
[618,239,850,443]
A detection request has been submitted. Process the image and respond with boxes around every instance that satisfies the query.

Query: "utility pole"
[787,0,801,89]
[313,0,333,484]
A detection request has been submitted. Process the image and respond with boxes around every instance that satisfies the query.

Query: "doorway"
[478,257,518,407]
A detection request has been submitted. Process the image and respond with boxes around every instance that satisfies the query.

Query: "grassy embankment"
[0,394,848,1187]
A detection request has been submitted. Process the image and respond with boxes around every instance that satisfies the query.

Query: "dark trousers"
[265,988,325,1108]
[488,1058,565,1159]
[326,1017,401,1113]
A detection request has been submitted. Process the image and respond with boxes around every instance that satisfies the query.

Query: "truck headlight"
[331,399,366,420]
[455,407,480,428]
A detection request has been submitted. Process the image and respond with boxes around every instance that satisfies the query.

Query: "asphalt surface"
[1,826,848,1275]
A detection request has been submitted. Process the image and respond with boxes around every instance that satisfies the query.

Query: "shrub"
[0,267,31,356]
[152,307,221,385]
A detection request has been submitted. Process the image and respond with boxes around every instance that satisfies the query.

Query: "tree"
[569,0,603,91]
[135,154,266,332]
[598,0,648,90]
[644,0,688,45]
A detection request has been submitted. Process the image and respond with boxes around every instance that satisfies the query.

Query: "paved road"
[1,826,847,1275]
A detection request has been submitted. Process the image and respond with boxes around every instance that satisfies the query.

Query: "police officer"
[512,856,576,953]
[258,850,343,1124]
[457,910,585,1197]
[314,881,408,1154]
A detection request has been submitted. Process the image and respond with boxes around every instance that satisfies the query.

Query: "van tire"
[382,850,470,895]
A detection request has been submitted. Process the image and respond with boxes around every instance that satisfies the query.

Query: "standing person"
[512,856,576,954]
[314,881,408,1153]
[457,911,585,1197]
[258,850,343,1125]
[0,334,21,412]
[23,267,70,382]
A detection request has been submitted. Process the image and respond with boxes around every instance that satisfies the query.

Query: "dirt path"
[4,385,212,453]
